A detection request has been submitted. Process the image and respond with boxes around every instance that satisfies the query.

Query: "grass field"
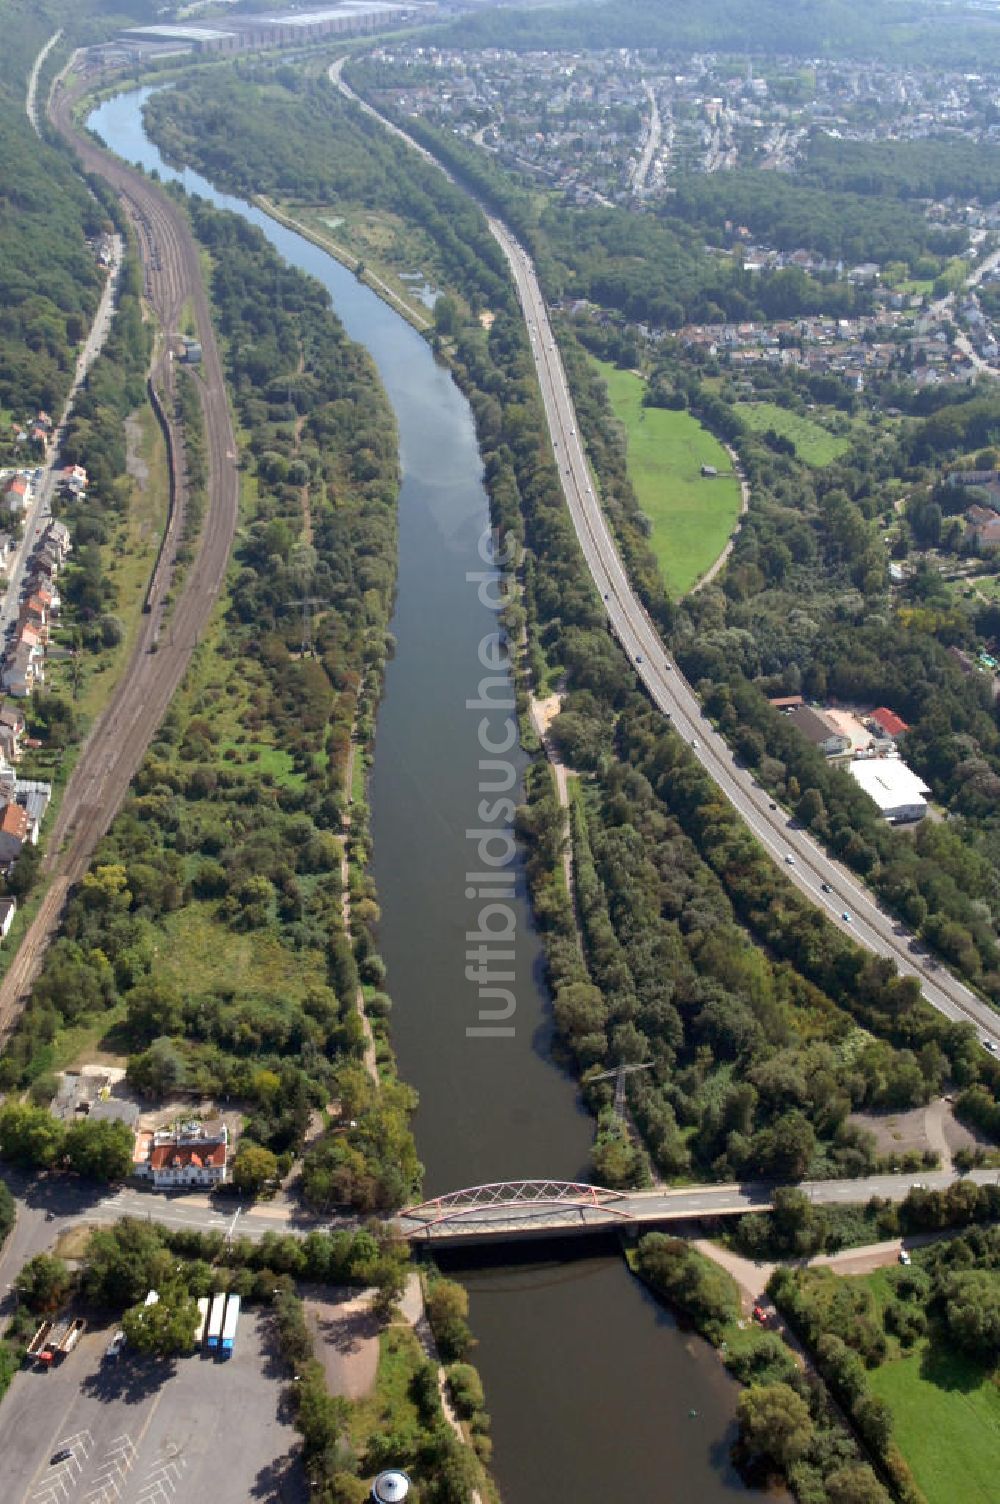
[734,400,851,467]
[594,360,742,596]
[855,1268,1000,1504]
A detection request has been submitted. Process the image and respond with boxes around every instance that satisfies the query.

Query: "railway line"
[0,59,240,1036]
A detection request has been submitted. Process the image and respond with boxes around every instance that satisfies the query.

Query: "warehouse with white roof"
[848,756,930,823]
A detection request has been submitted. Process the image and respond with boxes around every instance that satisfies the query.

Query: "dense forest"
[667,170,965,268]
[436,0,1000,68]
[0,3,104,454]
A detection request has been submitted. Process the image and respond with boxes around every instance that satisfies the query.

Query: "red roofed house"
[3,476,28,515]
[135,1120,229,1189]
[870,707,909,741]
[0,802,29,865]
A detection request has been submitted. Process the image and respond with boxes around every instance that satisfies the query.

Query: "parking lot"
[0,1311,307,1504]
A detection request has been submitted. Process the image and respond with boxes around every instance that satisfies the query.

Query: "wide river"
[89,88,753,1504]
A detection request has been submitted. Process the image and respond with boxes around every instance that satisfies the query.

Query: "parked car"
[898,1250,912,1266]
[104,1331,126,1362]
[50,1450,72,1466]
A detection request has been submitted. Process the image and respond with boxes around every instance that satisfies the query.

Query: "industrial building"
[848,756,930,823]
[120,2,421,55]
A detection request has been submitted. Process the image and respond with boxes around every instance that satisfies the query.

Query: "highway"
[331,61,1000,1053]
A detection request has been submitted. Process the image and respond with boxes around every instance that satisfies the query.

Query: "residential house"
[134,1120,229,1189]
[3,475,28,515]
[15,780,51,844]
[19,595,49,637]
[3,641,43,698]
[965,503,1000,552]
[869,706,910,741]
[45,519,71,560]
[0,803,29,865]
[0,706,24,764]
[787,703,852,756]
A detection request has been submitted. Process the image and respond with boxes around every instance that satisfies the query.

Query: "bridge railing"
[400,1179,629,1230]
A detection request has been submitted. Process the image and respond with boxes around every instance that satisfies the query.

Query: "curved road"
[0,56,240,1035]
[332,61,1000,1053]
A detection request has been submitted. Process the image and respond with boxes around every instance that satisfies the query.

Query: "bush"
[447,1362,485,1419]
[424,1277,473,1363]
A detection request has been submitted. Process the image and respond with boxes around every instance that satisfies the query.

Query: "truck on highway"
[220,1293,240,1358]
[207,1291,226,1352]
[195,1296,210,1348]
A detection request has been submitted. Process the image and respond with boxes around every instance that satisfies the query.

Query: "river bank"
[87,82,755,1504]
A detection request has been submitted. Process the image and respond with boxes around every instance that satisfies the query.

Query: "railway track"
[0,66,240,1036]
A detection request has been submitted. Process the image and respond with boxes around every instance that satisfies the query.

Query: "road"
[0,231,123,642]
[331,63,1000,1054]
[25,28,62,135]
[398,1167,1000,1245]
[0,58,240,1036]
[631,80,660,194]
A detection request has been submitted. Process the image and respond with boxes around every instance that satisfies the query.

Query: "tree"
[0,1180,13,1250]
[826,1464,890,1504]
[122,1290,199,1356]
[14,1254,72,1313]
[447,1362,485,1418]
[63,1119,133,1182]
[737,1382,814,1467]
[425,1278,473,1362]
[853,1393,894,1454]
[941,1269,1000,1359]
[232,1141,280,1197]
[0,1103,65,1168]
[82,1220,175,1308]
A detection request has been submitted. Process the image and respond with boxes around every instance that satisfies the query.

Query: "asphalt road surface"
[329,61,1000,1055]
[0,1311,306,1504]
[399,1166,1000,1244]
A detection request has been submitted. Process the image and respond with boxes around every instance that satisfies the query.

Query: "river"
[88,87,753,1504]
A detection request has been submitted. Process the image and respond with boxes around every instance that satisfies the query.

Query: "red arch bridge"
[393,1169,999,1246]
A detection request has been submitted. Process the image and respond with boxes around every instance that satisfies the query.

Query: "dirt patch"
[302,1286,378,1400]
[125,413,148,489]
[529,691,562,738]
[849,1099,985,1163]
[52,1224,96,1260]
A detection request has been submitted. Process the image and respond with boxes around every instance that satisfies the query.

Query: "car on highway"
[636,654,643,664]
[769,801,777,810]
[785,854,795,865]
[821,881,832,892]
[841,912,852,924]
[690,738,699,749]
[985,1040,998,1053]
